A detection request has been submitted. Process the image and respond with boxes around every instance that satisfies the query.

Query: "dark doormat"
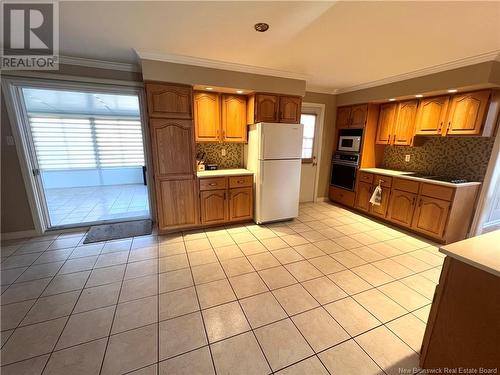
[83,219,153,244]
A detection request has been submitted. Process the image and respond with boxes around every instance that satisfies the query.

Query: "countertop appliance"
[338,128,363,153]
[245,122,303,224]
[330,152,360,191]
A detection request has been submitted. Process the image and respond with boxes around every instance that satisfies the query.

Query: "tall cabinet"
[146,82,199,232]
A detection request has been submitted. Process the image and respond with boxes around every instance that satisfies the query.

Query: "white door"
[299,107,324,202]
[261,122,303,160]
[257,159,301,223]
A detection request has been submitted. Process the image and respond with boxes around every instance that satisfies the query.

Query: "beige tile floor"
[0,202,444,374]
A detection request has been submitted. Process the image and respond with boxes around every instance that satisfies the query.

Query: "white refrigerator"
[245,122,303,224]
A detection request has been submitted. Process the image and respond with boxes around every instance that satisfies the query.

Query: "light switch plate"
[405,154,411,162]
[6,136,15,146]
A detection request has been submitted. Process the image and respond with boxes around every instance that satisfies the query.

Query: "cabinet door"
[150,119,195,179]
[229,187,253,221]
[446,90,490,135]
[157,179,198,231]
[336,106,351,129]
[221,95,247,142]
[393,100,418,145]
[375,103,397,144]
[412,196,450,239]
[355,182,372,212]
[370,188,390,218]
[279,96,302,123]
[387,189,417,227]
[145,83,192,119]
[415,96,449,135]
[194,92,220,142]
[200,189,228,224]
[254,94,279,123]
[350,104,368,128]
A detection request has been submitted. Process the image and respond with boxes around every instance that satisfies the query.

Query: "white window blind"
[29,116,144,170]
[300,114,316,159]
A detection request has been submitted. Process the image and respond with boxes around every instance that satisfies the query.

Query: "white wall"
[41,167,144,189]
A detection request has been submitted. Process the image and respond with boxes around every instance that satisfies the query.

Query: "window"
[300,113,316,161]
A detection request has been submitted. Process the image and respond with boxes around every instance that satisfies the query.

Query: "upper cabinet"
[445,90,490,135]
[415,96,450,135]
[393,100,418,145]
[336,104,368,129]
[248,94,302,124]
[194,92,220,142]
[194,92,247,143]
[145,83,192,119]
[375,103,397,144]
[279,96,302,123]
[221,95,247,143]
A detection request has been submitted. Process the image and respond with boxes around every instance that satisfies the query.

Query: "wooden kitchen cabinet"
[371,189,390,218]
[412,196,450,238]
[355,182,372,212]
[157,179,199,231]
[145,83,192,119]
[200,189,228,225]
[387,189,417,227]
[229,187,253,221]
[336,104,368,129]
[375,103,397,144]
[415,96,450,135]
[221,94,247,142]
[150,118,195,179]
[393,100,418,145]
[194,92,220,142]
[248,93,302,124]
[445,90,490,135]
[279,96,302,123]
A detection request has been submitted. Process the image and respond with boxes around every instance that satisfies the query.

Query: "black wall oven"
[330,153,359,191]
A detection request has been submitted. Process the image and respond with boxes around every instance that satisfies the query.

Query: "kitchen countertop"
[439,230,500,277]
[359,167,482,187]
[197,168,253,178]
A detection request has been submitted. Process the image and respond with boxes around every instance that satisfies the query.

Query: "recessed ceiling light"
[205,87,213,90]
[254,23,269,32]
[236,90,244,94]
[389,98,396,101]
[447,89,458,93]
[415,94,423,98]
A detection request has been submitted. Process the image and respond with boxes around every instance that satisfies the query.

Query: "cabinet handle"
[412,197,416,206]
[222,129,225,139]
[209,183,217,186]
[237,179,244,184]
[392,134,396,143]
[419,198,423,207]
[224,191,227,200]
[446,121,451,134]
[438,121,443,132]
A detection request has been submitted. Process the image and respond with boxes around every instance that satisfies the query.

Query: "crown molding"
[59,56,141,73]
[135,50,308,81]
[305,84,337,95]
[336,50,500,94]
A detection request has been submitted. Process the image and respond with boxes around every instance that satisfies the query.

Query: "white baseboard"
[1,229,38,241]
[316,197,329,202]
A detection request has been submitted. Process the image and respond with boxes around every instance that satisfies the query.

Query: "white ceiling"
[60,1,500,92]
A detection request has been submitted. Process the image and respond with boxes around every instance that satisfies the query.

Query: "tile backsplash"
[196,143,244,169]
[382,136,495,182]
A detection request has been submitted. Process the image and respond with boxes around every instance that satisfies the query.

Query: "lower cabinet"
[387,189,417,227]
[157,178,199,231]
[411,196,450,238]
[199,175,253,225]
[200,190,228,224]
[371,189,390,218]
[329,186,355,208]
[354,182,372,212]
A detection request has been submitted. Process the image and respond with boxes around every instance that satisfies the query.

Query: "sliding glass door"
[14,84,151,230]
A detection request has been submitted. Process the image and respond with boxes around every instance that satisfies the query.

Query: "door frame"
[1,76,154,235]
[301,102,325,203]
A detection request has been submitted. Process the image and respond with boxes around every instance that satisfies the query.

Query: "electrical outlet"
[405,154,411,162]
[221,148,226,156]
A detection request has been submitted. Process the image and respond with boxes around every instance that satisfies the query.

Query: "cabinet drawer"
[420,183,454,201]
[229,175,253,188]
[329,186,355,207]
[374,175,392,188]
[393,178,420,194]
[199,177,227,191]
[359,172,374,184]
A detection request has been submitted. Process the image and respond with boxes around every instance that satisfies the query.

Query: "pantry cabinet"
[145,83,192,119]
[375,103,397,144]
[157,179,199,230]
[414,96,450,135]
[248,93,302,124]
[445,90,491,135]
